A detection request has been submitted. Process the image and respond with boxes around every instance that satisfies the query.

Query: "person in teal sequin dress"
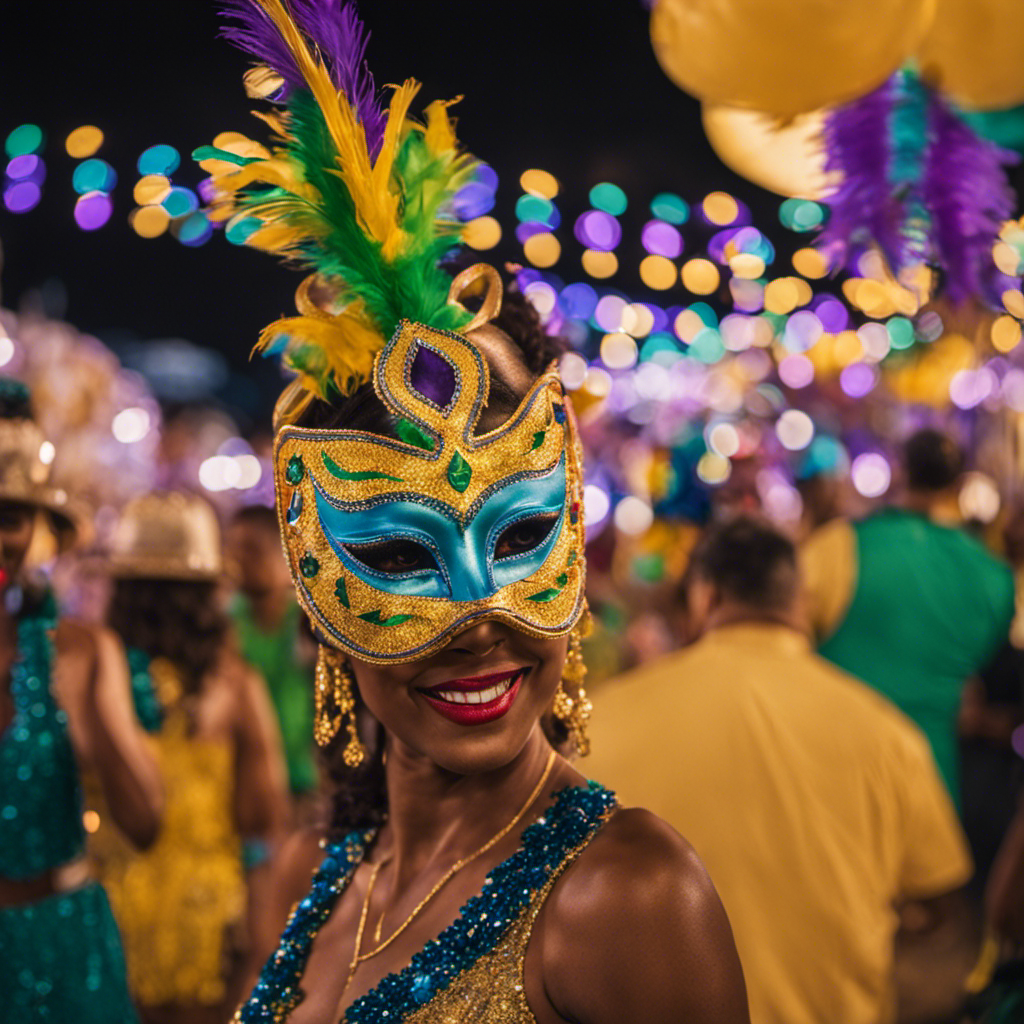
[205,5,750,1021]
[0,380,164,1023]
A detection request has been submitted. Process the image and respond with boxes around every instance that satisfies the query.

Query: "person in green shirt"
[227,505,318,798]
[802,429,1015,804]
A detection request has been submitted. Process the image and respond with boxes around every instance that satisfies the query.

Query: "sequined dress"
[89,654,246,1007]
[238,781,616,1023]
[0,596,137,1023]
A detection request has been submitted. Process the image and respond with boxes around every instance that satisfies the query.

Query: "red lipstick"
[418,668,526,726]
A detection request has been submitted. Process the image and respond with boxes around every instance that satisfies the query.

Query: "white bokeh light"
[775,409,814,451]
[851,453,891,498]
[614,495,654,536]
[112,407,152,444]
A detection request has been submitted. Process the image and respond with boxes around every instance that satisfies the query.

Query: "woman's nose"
[444,619,508,658]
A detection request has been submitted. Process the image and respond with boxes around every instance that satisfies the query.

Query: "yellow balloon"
[651,0,935,117]
[917,0,1024,111]
[701,104,836,199]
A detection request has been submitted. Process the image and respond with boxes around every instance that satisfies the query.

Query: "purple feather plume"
[923,92,1017,306]
[818,78,904,275]
[219,0,306,94]
[292,1,385,156]
[219,0,386,156]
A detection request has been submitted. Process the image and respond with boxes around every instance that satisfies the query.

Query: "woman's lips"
[418,669,526,726]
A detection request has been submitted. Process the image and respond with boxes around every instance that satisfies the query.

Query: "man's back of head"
[903,428,964,496]
[686,515,801,637]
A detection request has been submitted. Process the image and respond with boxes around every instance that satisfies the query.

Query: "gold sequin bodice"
[402,865,568,1024]
[88,671,245,1007]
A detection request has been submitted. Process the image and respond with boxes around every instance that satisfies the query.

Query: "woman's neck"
[378,729,555,886]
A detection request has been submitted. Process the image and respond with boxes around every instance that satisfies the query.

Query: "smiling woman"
[203,2,749,1022]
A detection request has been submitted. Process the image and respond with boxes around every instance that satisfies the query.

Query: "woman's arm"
[534,808,750,1024]
[63,622,164,848]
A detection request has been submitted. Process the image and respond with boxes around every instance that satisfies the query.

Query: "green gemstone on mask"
[447,451,472,492]
[526,587,562,603]
[531,430,546,450]
[555,572,569,587]
[299,554,319,578]
[285,454,305,484]
[334,576,350,608]
[567,549,577,567]
[322,452,403,482]
[396,418,436,452]
[358,609,415,627]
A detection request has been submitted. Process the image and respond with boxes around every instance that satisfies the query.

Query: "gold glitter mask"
[275,321,586,664]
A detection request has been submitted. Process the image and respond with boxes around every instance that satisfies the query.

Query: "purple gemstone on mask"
[409,344,457,408]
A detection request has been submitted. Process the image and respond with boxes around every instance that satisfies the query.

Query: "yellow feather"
[217,159,319,202]
[423,99,458,155]
[246,222,306,253]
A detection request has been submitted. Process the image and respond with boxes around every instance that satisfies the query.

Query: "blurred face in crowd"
[226,518,292,597]
[0,501,36,589]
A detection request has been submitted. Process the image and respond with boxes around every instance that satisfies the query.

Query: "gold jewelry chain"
[355,749,558,966]
[342,860,383,999]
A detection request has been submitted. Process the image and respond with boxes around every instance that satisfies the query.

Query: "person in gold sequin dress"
[200,2,750,1021]
[90,491,290,1024]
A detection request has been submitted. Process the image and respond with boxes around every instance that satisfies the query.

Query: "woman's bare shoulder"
[537,806,749,1024]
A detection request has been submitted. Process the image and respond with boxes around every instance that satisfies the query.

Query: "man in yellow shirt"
[586,516,974,1024]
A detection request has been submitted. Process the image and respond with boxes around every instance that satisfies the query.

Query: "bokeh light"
[5,124,44,159]
[112,407,152,443]
[778,354,815,389]
[462,215,501,250]
[600,332,638,370]
[6,155,43,182]
[575,210,622,251]
[839,362,878,397]
[582,249,618,279]
[65,125,105,159]
[560,282,598,319]
[992,315,1022,353]
[681,258,720,295]
[792,247,828,278]
[162,186,199,218]
[707,422,741,458]
[650,192,689,225]
[857,322,891,361]
[697,451,732,485]
[74,191,113,231]
[779,198,826,232]
[851,453,891,498]
[72,158,117,195]
[783,310,824,352]
[959,472,1001,524]
[3,180,42,213]
[177,212,214,247]
[137,144,181,176]
[515,194,557,226]
[589,182,628,216]
[559,352,588,389]
[639,255,677,291]
[583,484,611,529]
[702,191,739,226]
[641,220,683,259]
[520,169,559,199]
[614,495,654,535]
[523,232,560,268]
[133,175,172,206]
[130,205,171,239]
[453,182,496,220]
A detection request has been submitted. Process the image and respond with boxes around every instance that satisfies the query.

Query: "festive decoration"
[701,104,831,199]
[649,0,933,117]
[917,0,1024,112]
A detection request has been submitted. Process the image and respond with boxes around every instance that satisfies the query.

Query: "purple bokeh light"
[641,220,683,259]
[574,210,622,252]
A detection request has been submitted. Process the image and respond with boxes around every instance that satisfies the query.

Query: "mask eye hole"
[494,513,559,562]
[343,539,439,575]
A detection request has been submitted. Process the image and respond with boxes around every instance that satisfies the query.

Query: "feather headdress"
[196,0,481,403]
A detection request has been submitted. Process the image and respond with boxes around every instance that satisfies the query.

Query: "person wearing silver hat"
[95,489,290,1024]
[0,379,164,1023]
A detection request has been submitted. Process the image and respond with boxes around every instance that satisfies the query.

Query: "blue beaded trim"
[237,782,616,1023]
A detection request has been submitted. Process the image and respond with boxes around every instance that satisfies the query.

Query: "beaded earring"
[552,621,593,757]
[314,644,365,766]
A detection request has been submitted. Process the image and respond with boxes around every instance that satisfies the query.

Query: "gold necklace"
[355,749,557,967]
[342,859,383,998]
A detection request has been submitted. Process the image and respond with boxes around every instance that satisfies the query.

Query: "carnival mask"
[275,320,586,664]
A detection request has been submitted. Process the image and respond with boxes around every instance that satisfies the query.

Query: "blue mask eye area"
[493,512,560,563]
[342,537,440,576]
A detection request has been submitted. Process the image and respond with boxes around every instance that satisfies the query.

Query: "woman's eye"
[343,540,439,575]
[494,514,559,561]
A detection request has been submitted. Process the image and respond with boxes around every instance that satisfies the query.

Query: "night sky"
[0,1,931,421]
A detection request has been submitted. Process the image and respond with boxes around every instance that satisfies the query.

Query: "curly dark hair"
[298,287,571,833]
[107,578,229,697]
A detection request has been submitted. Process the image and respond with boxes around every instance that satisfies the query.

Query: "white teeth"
[430,675,515,706]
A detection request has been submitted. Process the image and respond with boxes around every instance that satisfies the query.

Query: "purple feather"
[219,0,386,156]
[219,0,306,94]
[818,78,904,275]
[292,1,385,156]
[923,92,1017,306]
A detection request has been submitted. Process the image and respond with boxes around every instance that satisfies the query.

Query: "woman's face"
[0,501,36,587]
[349,622,568,775]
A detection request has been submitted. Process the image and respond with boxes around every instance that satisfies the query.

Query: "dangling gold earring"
[314,644,365,766]
[553,616,593,757]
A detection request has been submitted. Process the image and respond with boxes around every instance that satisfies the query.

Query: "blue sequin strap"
[237,782,616,1024]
